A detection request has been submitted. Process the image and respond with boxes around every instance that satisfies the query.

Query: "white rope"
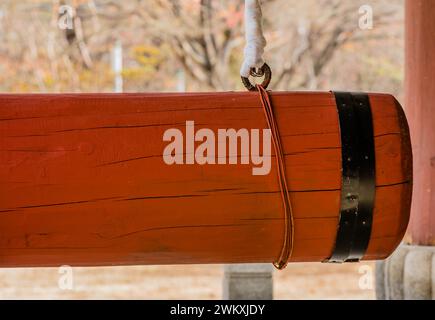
[240,0,267,78]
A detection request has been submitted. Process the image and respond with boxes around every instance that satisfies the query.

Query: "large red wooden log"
[0,92,412,267]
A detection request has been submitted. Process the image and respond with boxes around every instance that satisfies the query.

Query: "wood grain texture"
[405,0,435,246]
[0,91,412,267]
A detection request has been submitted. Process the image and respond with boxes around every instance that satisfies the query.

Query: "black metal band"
[326,92,376,263]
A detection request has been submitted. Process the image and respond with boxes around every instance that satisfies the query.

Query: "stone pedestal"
[223,264,273,300]
[376,244,435,300]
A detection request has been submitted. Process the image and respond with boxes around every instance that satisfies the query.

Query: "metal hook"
[241,63,272,91]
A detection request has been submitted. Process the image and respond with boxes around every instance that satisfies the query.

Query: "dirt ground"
[0,262,375,300]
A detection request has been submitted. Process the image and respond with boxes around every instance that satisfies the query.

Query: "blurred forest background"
[0,0,403,299]
[0,0,403,96]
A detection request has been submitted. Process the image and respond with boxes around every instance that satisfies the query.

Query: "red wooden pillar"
[376,0,435,300]
[405,0,435,245]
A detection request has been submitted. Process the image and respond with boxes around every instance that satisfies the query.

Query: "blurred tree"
[0,0,403,94]
[266,0,403,91]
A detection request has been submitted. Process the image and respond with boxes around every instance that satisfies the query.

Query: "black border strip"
[326,92,376,263]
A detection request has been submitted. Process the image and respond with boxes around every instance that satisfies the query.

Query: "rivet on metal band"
[325,92,376,263]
